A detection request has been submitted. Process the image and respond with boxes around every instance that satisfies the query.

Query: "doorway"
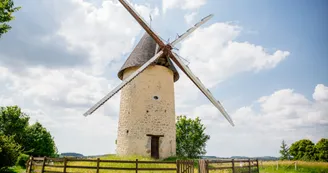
[147,134,164,159]
[151,136,159,159]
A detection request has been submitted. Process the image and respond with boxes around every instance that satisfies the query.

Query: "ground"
[10,156,328,173]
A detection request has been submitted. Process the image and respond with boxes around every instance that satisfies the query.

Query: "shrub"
[16,153,29,168]
[0,133,21,169]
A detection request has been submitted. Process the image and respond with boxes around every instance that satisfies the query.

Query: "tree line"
[0,106,57,170]
[279,139,328,162]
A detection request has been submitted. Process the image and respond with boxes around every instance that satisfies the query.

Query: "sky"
[0,0,327,157]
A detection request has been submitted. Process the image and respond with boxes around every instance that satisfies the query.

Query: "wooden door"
[151,136,159,159]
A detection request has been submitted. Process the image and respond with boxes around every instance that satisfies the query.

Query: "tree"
[0,106,29,145]
[289,139,316,161]
[315,138,328,162]
[176,115,210,158]
[0,132,21,169]
[0,0,21,37]
[23,122,58,157]
[279,140,290,160]
[0,105,58,157]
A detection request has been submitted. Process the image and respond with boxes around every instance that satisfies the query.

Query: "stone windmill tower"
[83,0,234,159]
[116,33,179,159]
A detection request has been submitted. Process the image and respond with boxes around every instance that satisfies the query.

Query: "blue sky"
[0,0,327,157]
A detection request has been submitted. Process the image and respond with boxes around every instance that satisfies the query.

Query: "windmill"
[83,0,234,159]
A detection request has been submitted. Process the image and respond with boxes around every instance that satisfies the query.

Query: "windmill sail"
[170,52,235,126]
[83,50,164,116]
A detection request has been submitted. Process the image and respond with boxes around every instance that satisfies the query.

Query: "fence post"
[206,160,209,173]
[63,157,67,173]
[295,161,297,170]
[232,159,235,173]
[256,159,259,173]
[96,158,100,173]
[276,160,278,170]
[28,156,33,173]
[176,160,180,173]
[136,159,138,173]
[248,159,251,173]
[41,157,46,173]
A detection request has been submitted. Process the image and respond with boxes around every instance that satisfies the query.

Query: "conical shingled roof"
[117,33,179,82]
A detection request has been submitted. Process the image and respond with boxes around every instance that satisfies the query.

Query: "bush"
[16,153,29,168]
[0,133,21,169]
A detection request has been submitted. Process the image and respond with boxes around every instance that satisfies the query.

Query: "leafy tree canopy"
[315,138,328,162]
[23,122,58,157]
[0,0,20,37]
[0,106,29,145]
[176,115,210,158]
[0,106,58,158]
[289,139,316,161]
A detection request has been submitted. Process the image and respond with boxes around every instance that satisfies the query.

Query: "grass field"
[21,155,328,173]
[259,160,328,173]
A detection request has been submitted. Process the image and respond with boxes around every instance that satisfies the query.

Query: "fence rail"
[26,156,194,173]
[199,159,259,173]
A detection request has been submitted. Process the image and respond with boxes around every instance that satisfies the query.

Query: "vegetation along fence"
[198,159,259,173]
[26,156,194,173]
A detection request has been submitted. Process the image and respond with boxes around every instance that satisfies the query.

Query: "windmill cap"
[117,32,179,82]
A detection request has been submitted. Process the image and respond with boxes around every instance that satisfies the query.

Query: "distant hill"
[60,152,84,157]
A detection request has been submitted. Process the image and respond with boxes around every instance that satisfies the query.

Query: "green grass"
[259,161,328,173]
[27,156,328,173]
[33,155,181,173]
[3,166,25,173]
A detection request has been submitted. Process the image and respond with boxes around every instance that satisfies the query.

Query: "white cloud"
[184,11,198,25]
[174,22,289,108]
[0,0,156,155]
[55,0,159,75]
[189,84,328,157]
[313,84,328,102]
[0,0,295,157]
[178,23,289,87]
[162,0,206,14]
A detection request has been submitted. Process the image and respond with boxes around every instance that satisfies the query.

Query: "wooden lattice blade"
[83,50,164,116]
[119,0,165,47]
[169,52,235,126]
[170,14,214,47]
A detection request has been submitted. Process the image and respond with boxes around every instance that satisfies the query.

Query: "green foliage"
[290,139,316,161]
[15,153,29,168]
[176,115,210,158]
[280,140,291,160]
[0,0,21,37]
[315,138,328,162]
[0,106,29,146]
[23,122,58,157]
[0,105,58,160]
[0,133,21,169]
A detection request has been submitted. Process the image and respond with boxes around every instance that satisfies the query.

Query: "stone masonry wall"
[116,65,176,159]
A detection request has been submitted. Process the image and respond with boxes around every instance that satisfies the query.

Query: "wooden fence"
[26,156,194,173]
[198,159,259,173]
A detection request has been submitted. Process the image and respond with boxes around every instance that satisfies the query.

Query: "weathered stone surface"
[116,65,176,159]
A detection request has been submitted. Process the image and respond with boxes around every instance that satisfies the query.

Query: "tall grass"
[259,160,328,173]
